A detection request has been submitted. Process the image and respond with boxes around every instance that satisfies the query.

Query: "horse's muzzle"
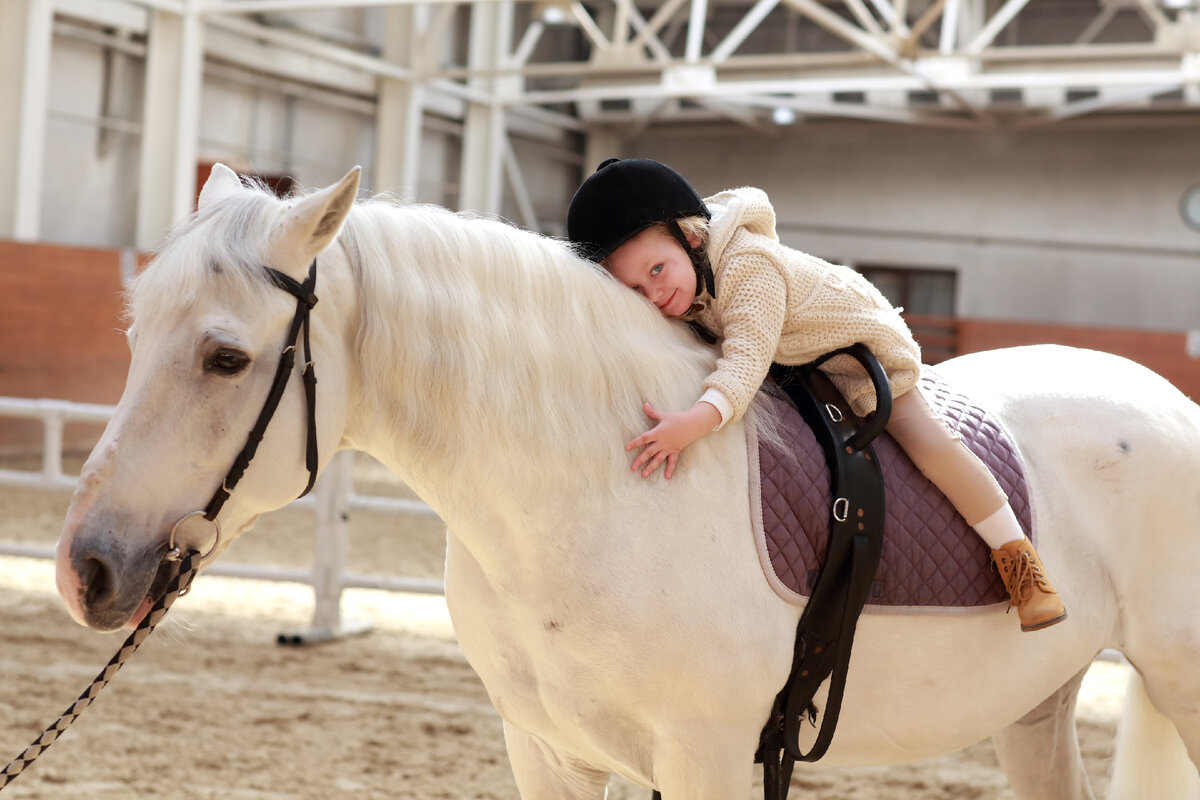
[64,532,163,632]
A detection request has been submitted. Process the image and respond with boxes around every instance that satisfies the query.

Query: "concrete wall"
[29,8,1200,337]
[39,21,581,250]
[44,34,143,247]
[627,120,1200,331]
[196,71,378,197]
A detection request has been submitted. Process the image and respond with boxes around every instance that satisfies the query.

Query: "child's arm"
[627,400,722,479]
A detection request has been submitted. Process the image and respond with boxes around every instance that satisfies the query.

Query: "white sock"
[973,505,1025,550]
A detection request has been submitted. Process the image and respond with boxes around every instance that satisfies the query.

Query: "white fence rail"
[0,396,444,644]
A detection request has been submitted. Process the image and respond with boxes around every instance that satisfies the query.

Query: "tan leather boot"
[991,538,1067,631]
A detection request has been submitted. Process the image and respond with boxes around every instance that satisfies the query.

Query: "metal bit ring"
[166,511,222,562]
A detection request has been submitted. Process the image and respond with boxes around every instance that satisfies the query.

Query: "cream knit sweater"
[687,187,922,422]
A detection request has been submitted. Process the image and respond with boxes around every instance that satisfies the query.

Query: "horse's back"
[937,344,1193,417]
[963,349,1200,796]
[940,344,1200,681]
[935,344,1200,521]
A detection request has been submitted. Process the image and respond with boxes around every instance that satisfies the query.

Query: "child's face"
[605,227,699,318]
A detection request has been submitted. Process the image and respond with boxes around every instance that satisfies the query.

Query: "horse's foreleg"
[502,722,610,800]
[650,730,757,800]
[991,666,1095,800]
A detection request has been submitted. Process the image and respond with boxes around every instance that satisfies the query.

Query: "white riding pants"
[885,386,1010,532]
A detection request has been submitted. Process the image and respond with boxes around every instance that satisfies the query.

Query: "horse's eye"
[205,349,250,375]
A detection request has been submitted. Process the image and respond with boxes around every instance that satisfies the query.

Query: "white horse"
[55,165,1200,799]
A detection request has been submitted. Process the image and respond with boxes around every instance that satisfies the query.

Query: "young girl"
[567,157,1066,632]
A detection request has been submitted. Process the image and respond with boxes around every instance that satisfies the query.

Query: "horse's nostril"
[66,537,154,631]
[80,555,114,608]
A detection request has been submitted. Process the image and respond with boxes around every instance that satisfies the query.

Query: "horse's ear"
[198,164,244,210]
[268,166,362,277]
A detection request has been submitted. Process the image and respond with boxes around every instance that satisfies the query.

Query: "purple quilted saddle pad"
[749,369,1033,613]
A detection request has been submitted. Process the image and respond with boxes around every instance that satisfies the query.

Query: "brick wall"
[1,241,130,403]
[0,241,130,451]
[956,319,1200,401]
[2,240,1198,453]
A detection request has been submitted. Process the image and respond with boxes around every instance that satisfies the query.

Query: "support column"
[136,6,204,250]
[583,129,624,176]
[276,450,371,646]
[458,2,513,214]
[376,5,425,201]
[0,0,53,240]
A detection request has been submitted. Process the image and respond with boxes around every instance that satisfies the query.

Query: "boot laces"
[1004,551,1035,607]
[1002,545,1056,603]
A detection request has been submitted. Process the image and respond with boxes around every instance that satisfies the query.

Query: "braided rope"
[0,551,199,791]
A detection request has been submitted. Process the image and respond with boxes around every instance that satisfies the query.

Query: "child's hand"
[626,401,722,479]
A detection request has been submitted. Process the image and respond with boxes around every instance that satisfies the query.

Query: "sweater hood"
[703,186,779,268]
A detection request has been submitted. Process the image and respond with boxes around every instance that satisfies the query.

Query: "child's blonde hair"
[596,216,716,301]
[661,215,710,249]
[601,216,710,272]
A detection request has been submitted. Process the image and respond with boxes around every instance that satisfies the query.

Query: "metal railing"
[0,396,444,644]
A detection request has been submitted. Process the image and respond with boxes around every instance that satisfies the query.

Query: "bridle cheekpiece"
[167,258,321,562]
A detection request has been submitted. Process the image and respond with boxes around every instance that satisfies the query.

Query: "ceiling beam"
[53,0,1200,138]
[711,0,781,62]
[965,0,1034,54]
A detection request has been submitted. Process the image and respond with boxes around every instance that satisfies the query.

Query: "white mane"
[127,182,751,498]
[335,199,724,490]
[128,184,291,326]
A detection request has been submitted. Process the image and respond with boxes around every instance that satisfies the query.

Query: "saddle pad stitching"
[748,372,1034,615]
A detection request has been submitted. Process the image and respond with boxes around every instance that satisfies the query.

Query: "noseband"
[167,258,321,561]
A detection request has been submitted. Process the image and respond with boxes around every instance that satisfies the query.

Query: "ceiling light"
[771,106,798,125]
[535,2,572,25]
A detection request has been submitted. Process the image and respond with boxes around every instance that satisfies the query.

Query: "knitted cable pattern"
[688,187,922,420]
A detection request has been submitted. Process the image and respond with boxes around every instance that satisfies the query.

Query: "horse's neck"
[335,207,694,529]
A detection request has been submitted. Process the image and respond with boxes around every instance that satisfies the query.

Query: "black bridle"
[0,260,324,790]
[168,258,321,559]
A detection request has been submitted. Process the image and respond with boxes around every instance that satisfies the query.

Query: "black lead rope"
[0,551,200,791]
[1,259,324,792]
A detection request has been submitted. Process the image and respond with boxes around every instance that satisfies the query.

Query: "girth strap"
[203,259,320,522]
[649,345,889,800]
[756,343,889,800]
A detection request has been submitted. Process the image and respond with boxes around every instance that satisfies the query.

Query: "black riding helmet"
[567,158,716,297]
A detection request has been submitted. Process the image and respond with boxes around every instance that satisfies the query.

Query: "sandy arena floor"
[0,467,1129,800]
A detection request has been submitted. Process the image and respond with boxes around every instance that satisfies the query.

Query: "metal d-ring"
[165,511,222,563]
[832,497,850,523]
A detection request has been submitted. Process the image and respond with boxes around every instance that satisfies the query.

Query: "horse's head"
[56,165,362,631]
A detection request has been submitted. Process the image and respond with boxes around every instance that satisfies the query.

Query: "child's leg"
[886,387,1066,631]
[886,388,1011,535]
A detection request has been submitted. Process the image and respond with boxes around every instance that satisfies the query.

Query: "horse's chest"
[451,597,644,758]
[444,547,604,722]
